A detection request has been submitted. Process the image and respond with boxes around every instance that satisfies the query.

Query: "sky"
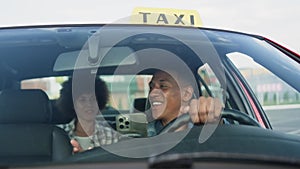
[0,0,299,53]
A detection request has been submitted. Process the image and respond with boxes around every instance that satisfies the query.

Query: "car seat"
[0,89,72,165]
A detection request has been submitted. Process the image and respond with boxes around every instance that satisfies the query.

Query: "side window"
[197,63,224,104]
[102,75,152,110]
[21,75,152,111]
[21,77,68,99]
[227,52,300,135]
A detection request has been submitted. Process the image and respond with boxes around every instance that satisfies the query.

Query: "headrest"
[50,100,75,124]
[132,98,150,113]
[0,89,50,123]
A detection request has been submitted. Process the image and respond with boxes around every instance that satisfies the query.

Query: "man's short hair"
[152,68,199,97]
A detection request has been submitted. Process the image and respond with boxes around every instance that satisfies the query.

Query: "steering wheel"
[159,108,261,134]
[221,108,261,126]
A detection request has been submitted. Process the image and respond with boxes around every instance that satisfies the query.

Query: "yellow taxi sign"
[131,7,203,27]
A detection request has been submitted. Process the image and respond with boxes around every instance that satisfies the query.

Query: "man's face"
[148,71,182,124]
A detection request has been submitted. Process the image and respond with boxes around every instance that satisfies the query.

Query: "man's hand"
[180,96,223,124]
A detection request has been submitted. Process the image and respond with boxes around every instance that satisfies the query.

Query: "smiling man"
[147,69,223,136]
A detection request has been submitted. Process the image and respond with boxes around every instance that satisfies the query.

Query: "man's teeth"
[152,102,162,106]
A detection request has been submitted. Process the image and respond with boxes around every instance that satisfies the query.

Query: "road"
[264,105,300,135]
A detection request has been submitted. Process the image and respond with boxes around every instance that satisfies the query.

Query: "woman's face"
[74,93,99,121]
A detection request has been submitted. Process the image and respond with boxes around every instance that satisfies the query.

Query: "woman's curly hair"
[55,77,109,118]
